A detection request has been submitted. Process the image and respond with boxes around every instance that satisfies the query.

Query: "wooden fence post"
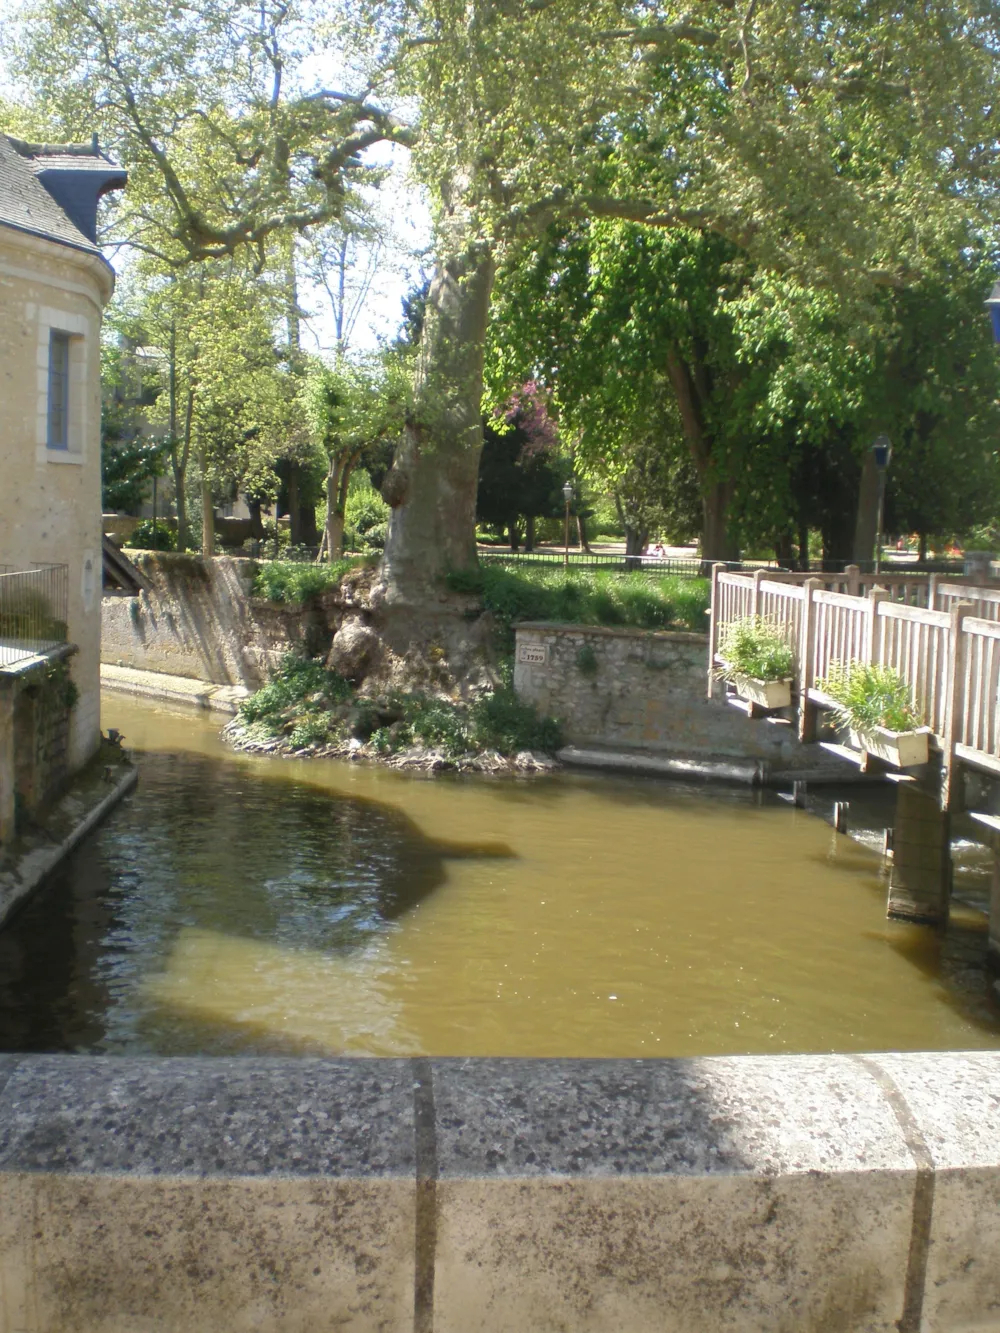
[864,586,887,665]
[941,601,973,813]
[845,564,861,598]
[798,578,821,743]
[928,573,940,612]
[750,568,765,618]
[707,562,725,700]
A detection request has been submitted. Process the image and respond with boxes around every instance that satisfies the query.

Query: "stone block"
[869,1052,1000,1333]
[430,1056,916,1333]
[0,1056,417,1333]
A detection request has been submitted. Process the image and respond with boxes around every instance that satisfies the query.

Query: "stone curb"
[0,1051,997,1330]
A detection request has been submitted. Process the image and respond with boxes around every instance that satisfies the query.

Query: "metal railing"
[0,564,69,667]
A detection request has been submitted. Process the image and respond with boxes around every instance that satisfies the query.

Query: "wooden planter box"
[736,677,793,711]
[850,725,931,768]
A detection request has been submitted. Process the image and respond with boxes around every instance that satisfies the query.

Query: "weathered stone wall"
[513,621,815,770]
[0,1050,997,1332]
[101,554,329,688]
[0,225,113,770]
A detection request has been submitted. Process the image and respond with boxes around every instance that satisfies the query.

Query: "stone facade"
[0,226,111,768]
[513,621,819,770]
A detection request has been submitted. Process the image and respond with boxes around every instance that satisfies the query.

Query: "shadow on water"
[0,749,513,1055]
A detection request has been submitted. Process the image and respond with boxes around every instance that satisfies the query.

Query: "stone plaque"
[518,643,548,665]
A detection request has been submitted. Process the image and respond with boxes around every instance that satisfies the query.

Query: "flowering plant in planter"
[716,616,795,709]
[819,662,929,767]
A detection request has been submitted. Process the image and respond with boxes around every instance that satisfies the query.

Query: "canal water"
[1,695,998,1058]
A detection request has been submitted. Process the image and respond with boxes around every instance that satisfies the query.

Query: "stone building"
[0,131,125,839]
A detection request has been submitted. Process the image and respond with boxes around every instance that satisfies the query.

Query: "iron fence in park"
[0,564,69,668]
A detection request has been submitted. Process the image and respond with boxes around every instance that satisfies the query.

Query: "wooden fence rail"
[708,563,1000,794]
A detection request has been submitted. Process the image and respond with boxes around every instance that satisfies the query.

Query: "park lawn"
[448,564,709,652]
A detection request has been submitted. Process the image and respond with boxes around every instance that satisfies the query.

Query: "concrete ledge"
[101,663,249,714]
[557,744,764,783]
[0,1052,997,1330]
[0,757,136,929]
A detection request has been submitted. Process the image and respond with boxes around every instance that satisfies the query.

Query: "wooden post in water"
[887,782,951,924]
[707,563,725,700]
[990,847,1000,970]
[798,577,820,743]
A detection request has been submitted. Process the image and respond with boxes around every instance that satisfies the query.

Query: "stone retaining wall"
[101,554,327,689]
[514,621,821,770]
[0,1051,996,1332]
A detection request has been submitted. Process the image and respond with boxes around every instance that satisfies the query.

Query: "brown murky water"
[1,694,998,1057]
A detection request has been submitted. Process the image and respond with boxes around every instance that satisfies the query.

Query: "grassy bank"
[237,655,560,762]
[237,563,709,765]
[447,565,709,651]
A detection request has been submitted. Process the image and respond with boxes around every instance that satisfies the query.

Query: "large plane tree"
[11,0,999,653]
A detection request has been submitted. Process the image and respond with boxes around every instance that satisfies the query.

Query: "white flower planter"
[850,726,931,768]
[736,677,792,711]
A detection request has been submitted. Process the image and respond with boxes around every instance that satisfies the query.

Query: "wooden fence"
[707,564,1000,800]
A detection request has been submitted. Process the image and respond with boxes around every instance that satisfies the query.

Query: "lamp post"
[872,434,892,575]
[984,281,1000,344]
[562,481,574,570]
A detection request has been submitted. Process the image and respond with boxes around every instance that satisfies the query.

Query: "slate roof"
[0,133,124,261]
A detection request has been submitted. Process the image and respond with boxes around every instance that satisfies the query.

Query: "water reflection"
[0,749,512,1054]
[1,694,999,1059]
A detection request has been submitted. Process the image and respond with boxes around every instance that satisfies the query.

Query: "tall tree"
[11,0,999,654]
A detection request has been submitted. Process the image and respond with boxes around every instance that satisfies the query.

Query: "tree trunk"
[172,462,187,551]
[577,514,592,553]
[248,499,265,541]
[918,532,928,562]
[701,482,736,563]
[853,450,880,566]
[288,464,302,546]
[664,347,737,563]
[507,521,520,553]
[200,454,215,558]
[797,516,810,571]
[379,229,496,604]
[624,525,647,570]
[524,515,536,552]
[775,532,794,569]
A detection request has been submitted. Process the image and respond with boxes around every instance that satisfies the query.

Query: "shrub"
[819,662,919,735]
[129,519,176,551]
[252,558,363,605]
[716,617,795,685]
[344,478,390,552]
[240,654,353,725]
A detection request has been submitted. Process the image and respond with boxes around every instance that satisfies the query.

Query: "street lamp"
[985,281,1000,344]
[562,481,574,570]
[872,434,892,575]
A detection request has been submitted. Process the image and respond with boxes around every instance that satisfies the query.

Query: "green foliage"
[820,663,919,735]
[575,644,598,677]
[239,655,353,726]
[344,474,391,552]
[129,519,176,551]
[251,558,362,605]
[240,654,562,759]
[717,617,795,685]
[371,688,562,759]
[447,565,708,650]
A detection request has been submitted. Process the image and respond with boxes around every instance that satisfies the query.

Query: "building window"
[47,331,71,450]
